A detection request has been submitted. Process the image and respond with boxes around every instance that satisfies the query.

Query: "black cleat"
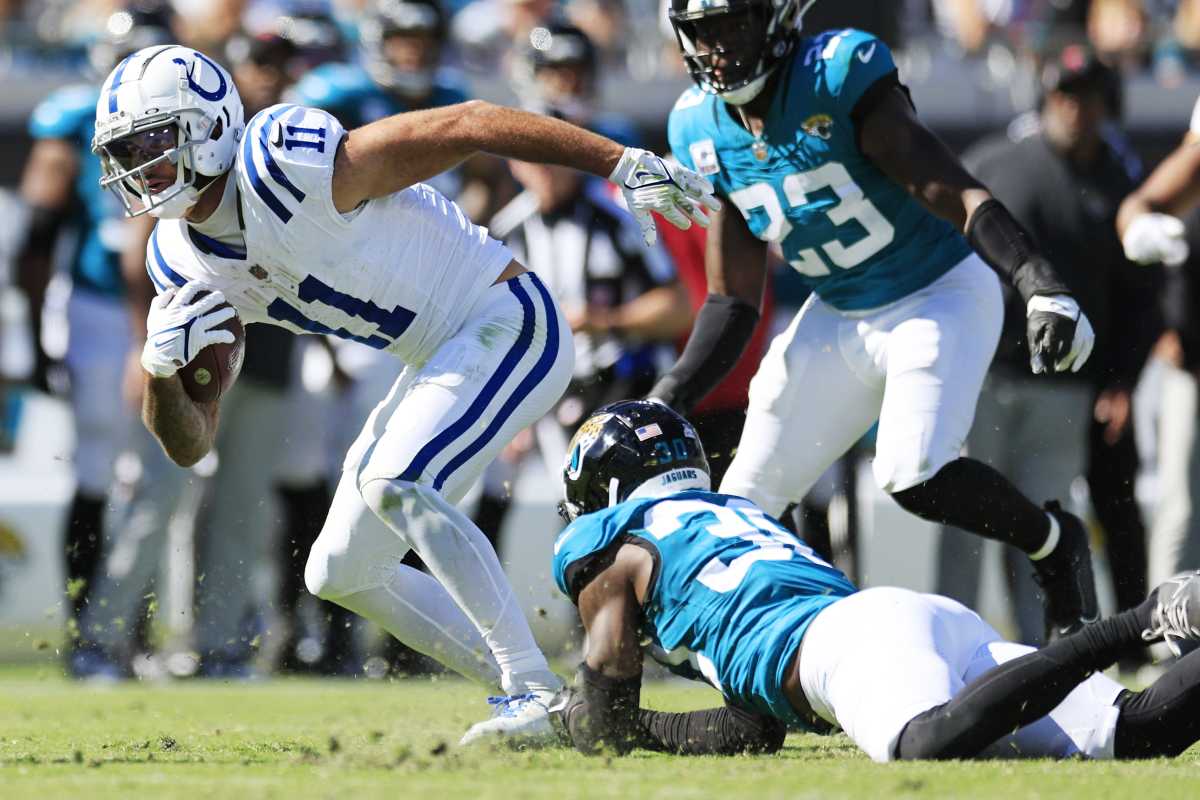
[1031,501,1099,638]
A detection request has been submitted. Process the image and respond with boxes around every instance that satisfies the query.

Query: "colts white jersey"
[146,104,514,366]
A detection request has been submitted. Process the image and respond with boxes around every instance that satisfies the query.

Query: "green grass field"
[2,665,1199,800]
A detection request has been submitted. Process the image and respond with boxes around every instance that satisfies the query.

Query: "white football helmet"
[92,45,244,219]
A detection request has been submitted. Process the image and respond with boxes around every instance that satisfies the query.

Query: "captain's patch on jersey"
[635,423,663,441]
[802,114,834,141]
[689,139,721,176]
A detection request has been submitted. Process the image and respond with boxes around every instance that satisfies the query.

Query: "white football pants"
[721,254,1004,515]
[306,271,572,693]
[798,587,1124,763]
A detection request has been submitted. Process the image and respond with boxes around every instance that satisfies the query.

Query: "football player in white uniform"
[92,44,718,738]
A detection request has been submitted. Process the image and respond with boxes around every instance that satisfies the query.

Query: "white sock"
[1030,513,1061,561]
[363,479,562,697]
[331,563,502,687]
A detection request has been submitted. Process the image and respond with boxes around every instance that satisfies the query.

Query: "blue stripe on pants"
[432,273,560,491]
[396,277,536,483]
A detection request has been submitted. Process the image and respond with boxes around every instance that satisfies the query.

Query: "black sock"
[277,482,331,617]
[896,605,1150,760]
[1115,648,1200,758]
[64,491,105,623]
[892,458,1050,554]
[472,491,512,551]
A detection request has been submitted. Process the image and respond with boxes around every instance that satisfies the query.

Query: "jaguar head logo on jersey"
[802,114,834,140]
[668,0,806,106]
[558,400,710,523]
[93,45,245,219]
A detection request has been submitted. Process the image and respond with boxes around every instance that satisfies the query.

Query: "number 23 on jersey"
[728,161,895,278]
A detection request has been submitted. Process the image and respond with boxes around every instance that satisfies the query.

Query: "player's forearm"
[636,705,786,756]
[649,294,759,413]
[1117,139,1200,235]
[142,373,217,467]
[337,101,624,208]
[455,101,623,179]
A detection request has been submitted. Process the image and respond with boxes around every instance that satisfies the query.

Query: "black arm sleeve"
[648,293,760,415]
[559,664,647,755]
[965,199,1071,302]
[636,702,786,756]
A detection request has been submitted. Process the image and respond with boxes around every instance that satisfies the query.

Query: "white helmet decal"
[171,51,229,102]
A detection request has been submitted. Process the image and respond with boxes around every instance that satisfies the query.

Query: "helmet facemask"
[670,0,800,105]
[93,47,242,220]
[95,109,217,218]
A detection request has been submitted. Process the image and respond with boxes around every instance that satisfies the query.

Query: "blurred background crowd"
[1,0,1200,685]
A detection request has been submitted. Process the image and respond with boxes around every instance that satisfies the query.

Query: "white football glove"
[1122,212,1189,267]
[1026,294,1095,374]
[142,283,236,379]
[609,148,721,246]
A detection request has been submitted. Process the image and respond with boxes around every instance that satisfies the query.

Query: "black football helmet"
[668,0,812,105]
[359,0,448,98]
[558,400,711,523]
[514,22,599,121]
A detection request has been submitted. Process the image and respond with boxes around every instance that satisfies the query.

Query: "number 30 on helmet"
[92,45,245,219]
[558,400,712,523]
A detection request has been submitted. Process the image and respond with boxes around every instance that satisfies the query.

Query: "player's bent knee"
[303,536,339,600]
[305,521,374,601]
[873,450,950,496]
[358,475,425,524]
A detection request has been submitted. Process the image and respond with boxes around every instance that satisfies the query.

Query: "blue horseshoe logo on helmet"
[172,51,227,102]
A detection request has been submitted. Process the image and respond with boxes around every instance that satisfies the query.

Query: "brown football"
[178,302,245,403]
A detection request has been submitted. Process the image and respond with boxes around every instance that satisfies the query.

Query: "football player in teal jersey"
[288,0,467,130]
[650,0,1100,638]
[548,401,1200,761]
[17,5,186,678]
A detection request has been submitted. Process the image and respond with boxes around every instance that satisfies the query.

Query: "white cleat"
[459,693,560,748]
[1143,571,1200,657]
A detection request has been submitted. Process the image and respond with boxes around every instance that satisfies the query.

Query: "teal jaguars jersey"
[668,30,972,311]
[553,490,856,726]
[29,84,127,297]
[288,62,469,197]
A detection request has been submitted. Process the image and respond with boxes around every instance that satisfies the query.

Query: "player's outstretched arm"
[332,100,623,212]
[859,87,1093,374]
[647,205,766,413]
[142,373,219,468]
[331,101,718,244]
[1117,133,1200,267]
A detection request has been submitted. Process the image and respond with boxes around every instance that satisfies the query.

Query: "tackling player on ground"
[652,0,1100,637]
[90,44,717,738]
[549,400,1200,760]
